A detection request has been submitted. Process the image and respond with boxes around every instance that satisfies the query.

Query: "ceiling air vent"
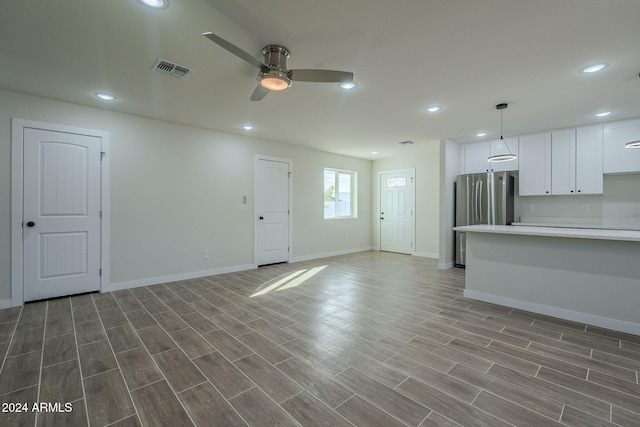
[151,58,192,80]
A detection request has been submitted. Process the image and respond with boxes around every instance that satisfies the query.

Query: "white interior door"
[380,170,415,254]
[23,128,102,301]
[257,159,290,266]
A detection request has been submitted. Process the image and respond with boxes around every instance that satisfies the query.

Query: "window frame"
[323,167,357,219]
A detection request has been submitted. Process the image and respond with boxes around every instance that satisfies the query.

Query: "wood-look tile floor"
[1,251,639,426]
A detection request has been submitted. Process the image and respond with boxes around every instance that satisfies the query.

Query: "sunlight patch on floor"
[251,265,327,297]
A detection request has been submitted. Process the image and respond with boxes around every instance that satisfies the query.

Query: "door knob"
[26,221,36,227]
[259,216,264,220]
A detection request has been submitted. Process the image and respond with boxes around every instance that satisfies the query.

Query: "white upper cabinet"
[603,119,640,174]
[551,129,576,195]
[520,127,602,197]
[460,137,519,174]
[519,132,552,196]
[550,126,603,195]
[575,125,603,194]
[461,142,490,173]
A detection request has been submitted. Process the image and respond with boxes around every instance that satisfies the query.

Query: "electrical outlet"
[581,204,590,213]
[528,204,535,212]
[202,250,209,259]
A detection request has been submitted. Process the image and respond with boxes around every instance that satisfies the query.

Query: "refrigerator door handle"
[477,180,483,223]
[469,181,478,225]
[466,178,471,226]
[473,181,478,224]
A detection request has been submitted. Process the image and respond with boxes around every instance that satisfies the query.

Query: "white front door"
[257,158,290,266]
[23,128,102,301]
[380,170,415,254]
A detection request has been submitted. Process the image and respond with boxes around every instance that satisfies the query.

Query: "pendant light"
[624,140,640,148]
[488,103,517,162]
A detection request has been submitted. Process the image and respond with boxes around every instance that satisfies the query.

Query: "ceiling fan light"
[625,140,640,149]
[260,75,291,90]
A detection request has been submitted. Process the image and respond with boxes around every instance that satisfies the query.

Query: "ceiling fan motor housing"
[259,45,292,89]
[262,45,290,70]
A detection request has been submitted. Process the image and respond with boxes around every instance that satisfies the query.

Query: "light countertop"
[453,224,640,242]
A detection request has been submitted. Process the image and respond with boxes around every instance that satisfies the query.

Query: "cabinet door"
[462,142,491,173]
[603,119,640,174]
[551,129,576,195]
[489,137,519,172]
[519,132,551,196]
[576,125,603,194]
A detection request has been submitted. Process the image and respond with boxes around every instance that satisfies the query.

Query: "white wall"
[0,89,372,302]
[515,173,640,228]
[439,139,460,268]
[371,142,440,258]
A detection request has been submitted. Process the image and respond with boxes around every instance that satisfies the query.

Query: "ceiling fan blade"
[203,32,265,69]
[289,69,354,83]
[250,85,270,101]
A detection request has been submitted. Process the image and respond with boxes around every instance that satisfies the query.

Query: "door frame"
[253,154,292,267]
[378,168,416,254]
[11,119,110,307]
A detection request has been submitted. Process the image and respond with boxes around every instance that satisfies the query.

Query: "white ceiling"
[2,0,639,159]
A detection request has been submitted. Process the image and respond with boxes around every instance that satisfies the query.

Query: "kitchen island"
[453,224,640,335]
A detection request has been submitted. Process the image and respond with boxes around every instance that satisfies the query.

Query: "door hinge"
[288,172,292,177]
[100,151,106,161]
[99,210,102,219]
[411,176,414,183]
[288,247,290,252]
[99,268,102,276]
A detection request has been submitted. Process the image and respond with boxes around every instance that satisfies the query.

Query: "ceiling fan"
[203,32,355,101]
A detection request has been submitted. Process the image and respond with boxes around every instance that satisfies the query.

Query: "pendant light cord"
[499,106,514,155]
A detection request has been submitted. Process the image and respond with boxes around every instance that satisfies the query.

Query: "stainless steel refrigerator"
[455,172,514,267]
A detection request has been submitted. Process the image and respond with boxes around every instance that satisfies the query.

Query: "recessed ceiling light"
[476,132,487,137]
[339,81,357,90]
[426,106,441,113]
[137,0,168,9]
[241,124,254,130]
[595,111,611,117]
[371,151,379,155]
[95,93,116,101]
[581,63,608,74]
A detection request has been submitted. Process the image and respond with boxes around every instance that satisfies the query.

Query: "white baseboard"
[464,289,640,336]
[290,247,373,263]
[438,262,454,270]
[0,298,13,309]
[413,251,439,259]
[105,263,256,293]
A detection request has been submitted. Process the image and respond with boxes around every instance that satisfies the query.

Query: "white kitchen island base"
[455,225,640,336]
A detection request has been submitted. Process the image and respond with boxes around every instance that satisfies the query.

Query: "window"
[324,168,357,219]
[386,177,406,187]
